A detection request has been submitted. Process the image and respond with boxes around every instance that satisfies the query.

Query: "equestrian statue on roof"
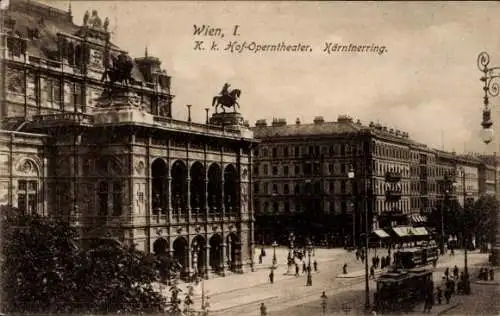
[212,82,242,113]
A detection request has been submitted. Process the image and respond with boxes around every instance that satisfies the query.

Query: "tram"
[393,245,439,269]
[374,267,432,313]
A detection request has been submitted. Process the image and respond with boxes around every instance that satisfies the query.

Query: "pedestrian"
[436,286,442,305]
[259,254,263,264]
[343,263,348,275]
[453,265,459,278]
[261,248,266,257]
[490,268,495,281]
[260,302,267,316]
[444,267,449,279]
[269,269,274,284]
[302,261,307,274]
[295,264,299,277]
[372,256,376,268]
[355,249,360,261]
[313,260,318,272]
[370,265,375,279]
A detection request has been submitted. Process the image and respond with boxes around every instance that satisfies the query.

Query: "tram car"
[393,245,439,269]
[374,268,432,313]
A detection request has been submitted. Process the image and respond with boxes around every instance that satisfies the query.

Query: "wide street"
[161,246,490,316]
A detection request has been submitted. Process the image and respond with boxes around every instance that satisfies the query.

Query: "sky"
[43,1,500,154]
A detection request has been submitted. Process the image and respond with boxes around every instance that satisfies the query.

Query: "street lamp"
[348,166,356,248]
[478,51,500,266]
[456,166,471,295]
[272,241,278,268]
[349,167,370,311]
[306,240,313,286]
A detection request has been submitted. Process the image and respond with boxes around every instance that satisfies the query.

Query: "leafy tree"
[1,207,172,314]
[471,195,498,245]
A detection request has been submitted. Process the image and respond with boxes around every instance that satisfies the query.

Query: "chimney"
[313,116,325,124]
[356,119,362,125]
[389,128,394,134]
[369,121,375,128]
[296,117,301,125]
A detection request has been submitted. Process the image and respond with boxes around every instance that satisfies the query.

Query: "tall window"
[272,166,278,176]
[284,147,289,157]
[112,181,123,216]
[98,182,109,217]
[294,146,300,157]
[284,183,290,194]
[17,180,38,214]
[272,148,277,158]
[263,164,269,175]
[98,181,123,217]
[283,166,289,176]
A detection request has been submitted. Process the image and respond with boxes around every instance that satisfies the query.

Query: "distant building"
[252,115,499,245]
[1,0,258,278]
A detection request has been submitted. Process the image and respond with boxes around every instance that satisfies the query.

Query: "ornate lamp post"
[192,240,200,282]
[306,240,313,286]
[348,166,356,248]
[478,51,500,267]
[272,241,278,268]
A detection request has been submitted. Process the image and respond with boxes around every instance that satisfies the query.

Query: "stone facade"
[0,0,258,278]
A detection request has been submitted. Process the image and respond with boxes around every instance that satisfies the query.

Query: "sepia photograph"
[0,0,499,315]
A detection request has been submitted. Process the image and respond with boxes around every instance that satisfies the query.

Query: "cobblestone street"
[154,247,490,316]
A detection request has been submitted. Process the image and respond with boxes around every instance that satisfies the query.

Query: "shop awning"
[372,229,390,238]
[412,227,429,236]
[392,226,414,237]
[410,214,427,224]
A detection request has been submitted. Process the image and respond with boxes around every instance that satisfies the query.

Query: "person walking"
[259,254,263,264]
[269,269,274,284]
[260,302,267,316]
[370,265,375,279]
[295,263,300,277]
[313,260,318,272]
[343,263,348,275]
[302,261,307,274]
[453,265,459,279]
[444,267,449,279]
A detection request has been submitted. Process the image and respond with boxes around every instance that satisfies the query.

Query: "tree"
[1,207,171,314]
[471,195,498,246]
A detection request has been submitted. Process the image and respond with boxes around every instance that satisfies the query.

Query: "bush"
[1,208,169,314]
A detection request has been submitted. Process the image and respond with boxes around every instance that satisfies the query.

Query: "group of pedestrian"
[436,266,459,306]
[478,267,494,281]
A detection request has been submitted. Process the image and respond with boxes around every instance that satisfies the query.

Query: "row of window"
[255,197,418,215]
[255,143,363,159]
[255,161,364,178]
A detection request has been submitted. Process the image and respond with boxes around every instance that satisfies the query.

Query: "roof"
[6,1,145,83]
[252,120,363,138]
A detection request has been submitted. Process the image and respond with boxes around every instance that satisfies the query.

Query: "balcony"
[385,171,402,182]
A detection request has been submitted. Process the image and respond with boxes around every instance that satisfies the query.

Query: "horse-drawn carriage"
[374,268,432,313]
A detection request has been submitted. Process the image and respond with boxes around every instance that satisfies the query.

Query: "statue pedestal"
[92,87,154,125]
[209,112,245,127]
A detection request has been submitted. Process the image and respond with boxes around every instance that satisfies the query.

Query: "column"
[221,177,225,218]
[186,177,191,221]
[204,240,211,279]
[167,176,172,223]
[187,238,193,278]
[205,179,209,220]
[227,239,232,271]
[220,242,227,276]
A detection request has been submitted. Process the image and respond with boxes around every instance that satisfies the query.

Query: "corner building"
[0,0,258,278]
